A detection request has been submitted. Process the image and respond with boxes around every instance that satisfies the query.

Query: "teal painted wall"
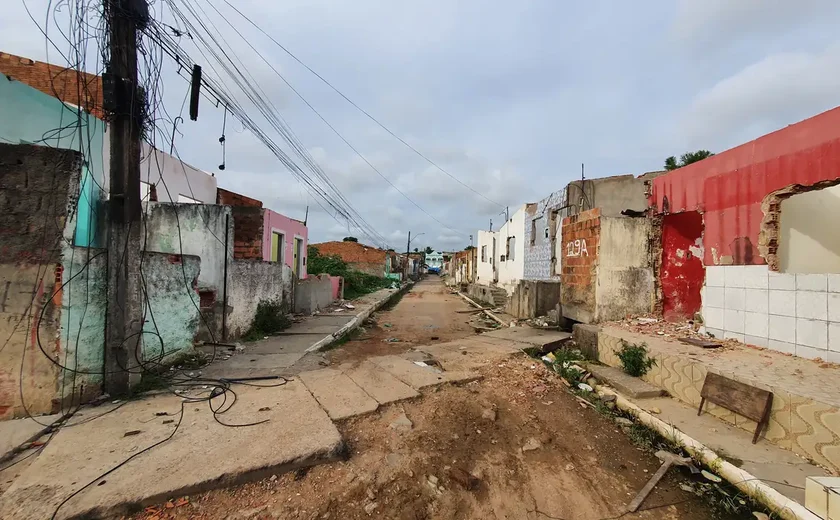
[0,75,105,247]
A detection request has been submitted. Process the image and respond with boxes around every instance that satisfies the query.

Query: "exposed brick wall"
[560,208,601,322]
[217,187,262,208]
[230,206,264,260]
[0,52,104,119]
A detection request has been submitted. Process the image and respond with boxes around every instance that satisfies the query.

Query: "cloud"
[682,43,840,148]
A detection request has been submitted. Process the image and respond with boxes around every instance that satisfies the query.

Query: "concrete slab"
[586,364,664,399]
[343,361,419,405]
[0,381,342,520]
[299,369,379,420]
[481,327,571,349]
[370,355,481,390]
[628,396,828,505]
[201,352,306,379]
[0,414,60,457]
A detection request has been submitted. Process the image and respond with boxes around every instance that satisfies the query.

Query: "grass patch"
[243,298,291,341]
[308,247,394,300]
[617,340,656,377]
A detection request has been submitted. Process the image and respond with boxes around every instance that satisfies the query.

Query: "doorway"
[660,212,704,321]
[293,237,303,276]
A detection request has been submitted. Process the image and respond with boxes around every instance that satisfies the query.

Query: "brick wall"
[0,52,103,119]
[230,206,264,260]
[560,208,601,322]
[217,187,262,208]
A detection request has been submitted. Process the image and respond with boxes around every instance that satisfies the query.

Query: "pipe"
[594,386,819,520]
[221,213,229,342]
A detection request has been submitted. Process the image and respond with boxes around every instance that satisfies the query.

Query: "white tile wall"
[745,289,768,314]
[725,287,746,311]
[797,318,828,349]
[769,289,796,317]
[745,311,768,337]
[703,265,840,360]
[830,323,840,353]
[769,315,797,343]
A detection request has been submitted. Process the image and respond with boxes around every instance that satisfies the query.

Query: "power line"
[220,0,504,210]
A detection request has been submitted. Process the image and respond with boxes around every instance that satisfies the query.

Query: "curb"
[594,385,819,520]
[305,281,415,353]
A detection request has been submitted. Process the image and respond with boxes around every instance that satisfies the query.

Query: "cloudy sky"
[4,0,840,251]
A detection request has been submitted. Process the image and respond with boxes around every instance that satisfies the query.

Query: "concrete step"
[585,364,664,399]
[299,369,379,420]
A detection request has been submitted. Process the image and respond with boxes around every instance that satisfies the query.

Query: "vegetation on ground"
[308,246,392,300]
[617,340,656,377]
[243,298,291,341]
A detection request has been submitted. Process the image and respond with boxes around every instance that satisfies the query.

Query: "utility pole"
[104,0,146,395]
[404,231,411,277]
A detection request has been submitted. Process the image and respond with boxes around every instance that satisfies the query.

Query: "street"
[130,279,728,520]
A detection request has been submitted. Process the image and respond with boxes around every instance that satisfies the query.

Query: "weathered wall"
[229,206,265,260]
[0,144,81,418]
[505,280,562,319]
[560,209,601,323]
[566,175,648,218]
[496,205,528,293]
[650,107,840,267]
[227,260,294,339]
[594,217,654,321]
[660,212,704,320]
[294,274,337,314]
[142,203,232,297]
[129,143,218,204]
[0,74,106,248]
[524,189,565,280]
[778,183,840,273]
[476,230,497,284]
[262,209,308,278]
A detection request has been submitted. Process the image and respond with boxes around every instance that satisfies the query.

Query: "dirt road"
[327,277,479,366]
[131,280,735,520]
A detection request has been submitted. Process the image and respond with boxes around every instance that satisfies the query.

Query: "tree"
[342,236,358,242]
[664,150,714,171]
[413,247,419,253]
[424,246,434,254]
[464,245,475,251]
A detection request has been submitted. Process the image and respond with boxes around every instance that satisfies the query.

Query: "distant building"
[310,240,400,279]
[425,251,444,273]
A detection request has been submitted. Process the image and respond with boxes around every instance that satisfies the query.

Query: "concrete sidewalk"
[200,284,409,379]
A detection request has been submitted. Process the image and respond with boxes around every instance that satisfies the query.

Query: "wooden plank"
[679,337,720,348]
[699,372,773,444]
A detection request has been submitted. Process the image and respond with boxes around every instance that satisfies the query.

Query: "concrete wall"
[524,189,565,280]
[566,174,648,218]
[120,142,218,204]
[227,260,294,340]
[505,280,562,319]
[294,274,338,314]
[262,209,308,278]
[142,203,232,297]
[496,205,527,294]
[779,184,840,274]
[0,74,106,248]
[476,230,497,284]
[594,217,654,321]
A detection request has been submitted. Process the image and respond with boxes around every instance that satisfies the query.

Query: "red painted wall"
[650,107,840,265]
[660,212,704,321]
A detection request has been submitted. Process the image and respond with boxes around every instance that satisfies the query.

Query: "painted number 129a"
[566,239,588,257]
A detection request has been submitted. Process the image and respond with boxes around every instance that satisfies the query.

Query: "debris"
[258,407,271,412]
[627,451,697,513]
[162,419,174,424]
[344,303,356,310]
[448,467,480,490]
[701,470,722,483]
[427,475,439,485]
[123,430,142,437]
[615,417,633,427]
[577,383,593,392]
[383,323,393,328]
[389,412,413,431]
[679,337,720,349]
[235,343,245,352]
[575,396,597,409]
[647,407,662,415]
[363,502,377,515]
[270,474,278,481]
[173,497,189,507]
[636,317,658,324]
[522,437,542,452]
[384,338,400,343]
[366,488,376,500]
[752,513,770,520]
[601,394,617,403]
[481,409,497,422]
[430,336,440,340]
[564,463,576,471]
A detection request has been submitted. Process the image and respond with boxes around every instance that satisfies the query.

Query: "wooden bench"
[698,372,773,444]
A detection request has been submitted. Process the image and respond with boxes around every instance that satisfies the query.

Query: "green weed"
[243,298,291,341]
[617,340,656,377]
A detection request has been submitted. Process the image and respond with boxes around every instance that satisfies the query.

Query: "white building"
[476,230,497,285]
[495,205,528,294]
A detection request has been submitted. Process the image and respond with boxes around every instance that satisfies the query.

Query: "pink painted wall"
[330,275,343,300]
[262,209,308,278]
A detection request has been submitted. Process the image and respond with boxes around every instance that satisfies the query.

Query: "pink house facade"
[262,209,308,279]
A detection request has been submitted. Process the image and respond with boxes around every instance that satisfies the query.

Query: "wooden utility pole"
[104,0,146,395]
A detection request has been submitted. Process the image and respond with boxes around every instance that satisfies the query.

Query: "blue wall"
[0,75,105,247]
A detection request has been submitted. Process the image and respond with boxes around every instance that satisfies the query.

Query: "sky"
[3,0,840,252]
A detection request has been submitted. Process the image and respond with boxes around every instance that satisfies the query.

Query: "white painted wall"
[476,230,497,285]
[779,184,840,274]
[702,266,840,361]
[496,205,527,294]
